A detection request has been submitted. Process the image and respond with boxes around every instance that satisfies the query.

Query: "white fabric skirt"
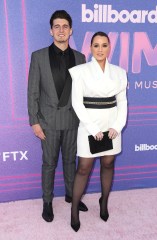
[76,107,122,157]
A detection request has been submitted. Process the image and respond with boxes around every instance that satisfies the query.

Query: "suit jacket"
[28,47,86,130]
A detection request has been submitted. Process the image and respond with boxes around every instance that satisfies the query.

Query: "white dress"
[69,57,127,157]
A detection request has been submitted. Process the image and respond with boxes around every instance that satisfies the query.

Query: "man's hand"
[32,124,46,140]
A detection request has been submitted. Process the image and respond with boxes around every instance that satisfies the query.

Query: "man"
[28,10,88,222]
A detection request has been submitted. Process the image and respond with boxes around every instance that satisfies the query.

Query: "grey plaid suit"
[28,47,86,202]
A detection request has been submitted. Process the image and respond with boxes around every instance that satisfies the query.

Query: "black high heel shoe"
[99,197,109,222]
[71,220,80,232]
[71,209,80,232]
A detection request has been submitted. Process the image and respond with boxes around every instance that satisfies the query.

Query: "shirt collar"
[52,43,70,55]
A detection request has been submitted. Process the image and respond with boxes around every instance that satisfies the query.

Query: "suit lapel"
[48,44,59,101]
[58,48,76,107]
[48,45,76,107]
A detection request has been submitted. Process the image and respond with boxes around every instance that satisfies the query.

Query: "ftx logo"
[0,151,28,162]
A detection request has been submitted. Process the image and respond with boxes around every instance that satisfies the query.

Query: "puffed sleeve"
[69,66,101,136]
[110,69,128,133]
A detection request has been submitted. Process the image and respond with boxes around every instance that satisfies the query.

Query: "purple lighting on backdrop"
[14,0,28,121]
[4,0,15,120]
[0,0,157,202]
[21,0,29,81]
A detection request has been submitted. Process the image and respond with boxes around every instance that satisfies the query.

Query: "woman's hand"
[94,131,104,141]
[108,128,118,139]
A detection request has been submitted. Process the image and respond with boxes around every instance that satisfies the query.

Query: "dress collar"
[91,56,110,78]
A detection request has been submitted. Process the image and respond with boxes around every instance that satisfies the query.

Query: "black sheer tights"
[71,155,115,224]
[100,155,115,218]
[71,157,94,224]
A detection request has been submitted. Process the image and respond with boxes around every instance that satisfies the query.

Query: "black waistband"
[83,96,116,109]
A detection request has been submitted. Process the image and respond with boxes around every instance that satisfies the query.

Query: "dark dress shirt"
[49,43,70,99]
[49,43,76,107]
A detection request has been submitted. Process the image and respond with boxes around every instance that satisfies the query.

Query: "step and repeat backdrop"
[0,0,157,202]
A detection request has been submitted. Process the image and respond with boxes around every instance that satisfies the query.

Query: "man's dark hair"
[50,10,72,28]
[91,31,110,45]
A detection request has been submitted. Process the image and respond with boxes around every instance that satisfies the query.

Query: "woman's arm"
[69,67,100,136]
[110,70,128,133]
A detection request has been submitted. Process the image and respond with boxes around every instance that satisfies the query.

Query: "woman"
[69,32,127,232]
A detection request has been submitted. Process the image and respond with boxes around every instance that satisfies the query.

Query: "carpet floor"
[0,188,157,240]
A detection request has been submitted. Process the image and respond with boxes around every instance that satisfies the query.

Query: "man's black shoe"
[65,195,88,212]
[42,202,54,222]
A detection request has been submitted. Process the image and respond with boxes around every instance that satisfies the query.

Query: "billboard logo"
[135,144,157,151]
[82,4,157,23]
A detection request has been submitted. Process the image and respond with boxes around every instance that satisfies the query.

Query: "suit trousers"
[41,129,77,202]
